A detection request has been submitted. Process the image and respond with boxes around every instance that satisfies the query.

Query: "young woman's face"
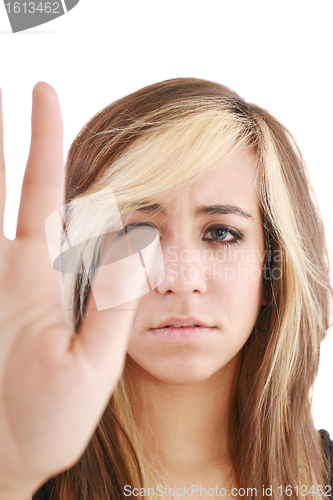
[124,147,268,384]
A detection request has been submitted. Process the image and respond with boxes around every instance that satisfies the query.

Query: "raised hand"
[0,83,149,498]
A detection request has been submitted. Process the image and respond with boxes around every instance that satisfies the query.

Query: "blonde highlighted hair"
[50,78,332,499]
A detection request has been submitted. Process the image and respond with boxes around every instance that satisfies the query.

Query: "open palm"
[0,83,146,497]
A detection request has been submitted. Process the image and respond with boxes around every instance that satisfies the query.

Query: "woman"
[0,78,332,500]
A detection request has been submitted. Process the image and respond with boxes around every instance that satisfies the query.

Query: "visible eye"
[117,223,243,248]
[203,225,243,247]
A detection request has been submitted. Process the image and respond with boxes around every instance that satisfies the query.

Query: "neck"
[125,353,241,478]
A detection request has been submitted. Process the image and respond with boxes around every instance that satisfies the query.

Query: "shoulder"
[319,428,333,488]
[319,428,333,460]
[32,479,54,500]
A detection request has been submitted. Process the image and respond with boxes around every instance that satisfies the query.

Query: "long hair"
[49,78,333,499]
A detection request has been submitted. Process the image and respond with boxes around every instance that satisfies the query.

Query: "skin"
[124,149,269,492]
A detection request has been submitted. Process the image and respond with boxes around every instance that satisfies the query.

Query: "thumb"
[72,224,164,383]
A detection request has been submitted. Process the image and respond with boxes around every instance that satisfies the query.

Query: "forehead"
[185,147,257,197]
[136,148,259,218]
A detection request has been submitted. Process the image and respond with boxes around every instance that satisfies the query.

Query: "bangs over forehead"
[90,99,259,216]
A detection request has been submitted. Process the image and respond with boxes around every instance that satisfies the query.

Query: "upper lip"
[151,316,212,329]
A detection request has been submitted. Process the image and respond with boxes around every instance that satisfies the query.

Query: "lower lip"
[150,326,214,343]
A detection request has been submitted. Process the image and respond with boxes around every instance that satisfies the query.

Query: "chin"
[136,357,231,385]
[126,344,242,385]
[153,372,216,385]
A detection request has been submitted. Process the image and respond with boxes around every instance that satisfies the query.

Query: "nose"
[155,238,211,295]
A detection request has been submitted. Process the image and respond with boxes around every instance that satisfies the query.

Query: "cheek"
[214,256,264,322]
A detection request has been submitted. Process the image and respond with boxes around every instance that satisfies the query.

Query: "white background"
[0,1,332,432]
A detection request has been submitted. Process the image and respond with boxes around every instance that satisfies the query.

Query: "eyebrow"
[134,203,254,220]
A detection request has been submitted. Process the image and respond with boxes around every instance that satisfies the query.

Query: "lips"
[164,325,198,328]
[151,316,212,329]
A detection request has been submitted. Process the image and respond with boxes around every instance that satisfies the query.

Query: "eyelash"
[117,223,243,247]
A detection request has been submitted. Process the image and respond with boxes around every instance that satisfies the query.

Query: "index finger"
[16,82,64,240]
